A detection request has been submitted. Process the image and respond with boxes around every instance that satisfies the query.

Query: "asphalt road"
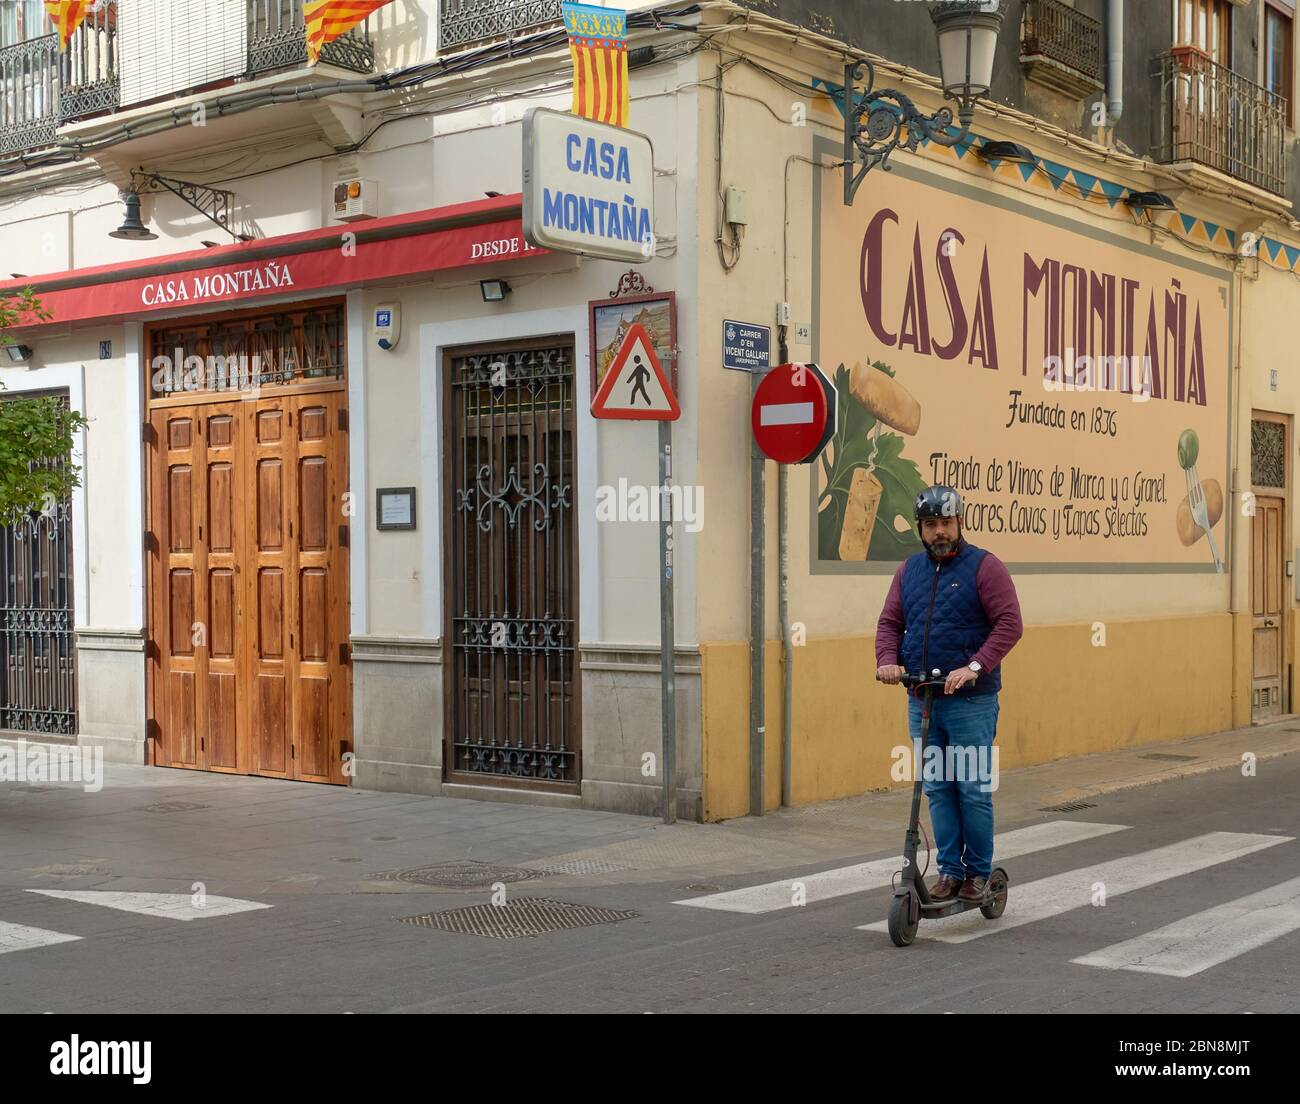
[1,754,1297,1015]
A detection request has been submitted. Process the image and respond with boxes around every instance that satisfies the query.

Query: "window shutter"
[119,0,248,107]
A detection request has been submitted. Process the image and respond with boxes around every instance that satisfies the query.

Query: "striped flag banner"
[305,0,391,65]
[43,1,91,51]
[562,2,629,128]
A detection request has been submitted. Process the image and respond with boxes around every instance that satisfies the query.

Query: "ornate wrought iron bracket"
[608,269,655,298]
[136,173,247,240]
[842,60,970,206]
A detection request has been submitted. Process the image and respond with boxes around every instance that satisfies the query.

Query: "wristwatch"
[967,661,982,674]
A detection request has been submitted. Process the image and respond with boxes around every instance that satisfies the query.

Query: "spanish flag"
[563,3,629,128]
[305,0,392,65]
[43,1,91,51]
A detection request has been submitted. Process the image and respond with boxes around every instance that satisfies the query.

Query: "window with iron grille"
[148,303,345,398]
[0,392,76,737]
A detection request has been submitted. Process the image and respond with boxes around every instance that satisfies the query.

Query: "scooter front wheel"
[980,868,1009,920]
[887,889,920,947]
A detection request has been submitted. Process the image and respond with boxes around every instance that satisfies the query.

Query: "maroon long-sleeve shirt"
[874,550,1024,672]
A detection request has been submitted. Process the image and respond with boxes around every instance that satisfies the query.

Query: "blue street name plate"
[722,319,771,372]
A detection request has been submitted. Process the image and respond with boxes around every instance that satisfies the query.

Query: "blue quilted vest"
[898,541,1000,696]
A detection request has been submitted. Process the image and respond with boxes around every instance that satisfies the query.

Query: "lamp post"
[843,0,1006,205]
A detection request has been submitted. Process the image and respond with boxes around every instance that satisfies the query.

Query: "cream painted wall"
[346,53,703,648]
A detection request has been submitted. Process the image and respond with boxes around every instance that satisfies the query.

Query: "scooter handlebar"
[897,669,947,691]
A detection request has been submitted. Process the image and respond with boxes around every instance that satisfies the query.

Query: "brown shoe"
[958,876,988,902]
[929,875,962,902]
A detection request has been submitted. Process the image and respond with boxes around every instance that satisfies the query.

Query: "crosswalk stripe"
[858,831,1292,943]
[0,920,82,955]
[27,890,271,921]
[674,820,1131,914]
[1070,874,1300,977]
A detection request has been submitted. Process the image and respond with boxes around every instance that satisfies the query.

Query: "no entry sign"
[751,362,836,464]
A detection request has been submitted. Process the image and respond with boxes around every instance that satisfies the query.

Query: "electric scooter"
[882,668,1009,947]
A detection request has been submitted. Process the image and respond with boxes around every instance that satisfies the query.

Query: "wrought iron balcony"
[1153,48,1286,196]
[439,0,564,53]
[247,0,375,77]
[1020,0,1104,98]
[0,4,118,157]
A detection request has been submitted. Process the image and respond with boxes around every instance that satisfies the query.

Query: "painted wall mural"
[814,160,1232,572]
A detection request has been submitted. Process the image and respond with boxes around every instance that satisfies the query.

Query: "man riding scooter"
[875,486,1024,904]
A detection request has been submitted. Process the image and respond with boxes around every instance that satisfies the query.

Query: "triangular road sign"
[591,323,680,420]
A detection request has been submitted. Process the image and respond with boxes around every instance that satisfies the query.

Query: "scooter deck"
[919,896,989,919]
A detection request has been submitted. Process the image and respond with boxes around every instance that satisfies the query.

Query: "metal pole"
[658,419,677,824]
[777,329,791,808]
[749,370,765,817]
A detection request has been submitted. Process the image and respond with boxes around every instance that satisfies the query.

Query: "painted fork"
[1185,465,1222,572]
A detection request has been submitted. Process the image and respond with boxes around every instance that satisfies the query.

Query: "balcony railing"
[1021,0,1103,85]
[439,0,563,53]
[0,3,118,157]
[1153,48,1286,196]
[247,0,374,77]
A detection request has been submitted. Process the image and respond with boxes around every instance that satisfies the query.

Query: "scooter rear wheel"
[980,869,1009,920]
[887,890,920,946]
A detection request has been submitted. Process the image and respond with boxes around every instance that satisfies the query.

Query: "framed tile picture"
[588,289,677,397]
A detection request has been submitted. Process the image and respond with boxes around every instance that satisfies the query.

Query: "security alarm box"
[372,302,400,351]
[332,178,378,222]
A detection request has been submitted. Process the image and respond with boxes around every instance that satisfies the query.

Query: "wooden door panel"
[207,671,238,770]
[291,394,345,782]
[248,401,291,777]
[255,675,287,774]
[1252,495,1286,720]
[168,670,196,766]
[149,387,348,784]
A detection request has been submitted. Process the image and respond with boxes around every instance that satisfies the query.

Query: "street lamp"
[843,0,1006,205]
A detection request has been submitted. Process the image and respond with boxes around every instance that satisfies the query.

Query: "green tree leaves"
[1,290,88,523]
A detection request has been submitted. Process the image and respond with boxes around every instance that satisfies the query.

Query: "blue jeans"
[907,692,999,881]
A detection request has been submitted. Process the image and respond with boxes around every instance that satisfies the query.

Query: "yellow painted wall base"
[700,614,1240,822]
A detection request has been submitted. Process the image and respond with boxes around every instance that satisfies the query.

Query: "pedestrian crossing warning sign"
[590,323,680,420]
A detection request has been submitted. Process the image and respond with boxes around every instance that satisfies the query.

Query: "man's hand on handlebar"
[944,666,978,695]
[876,665,905,685]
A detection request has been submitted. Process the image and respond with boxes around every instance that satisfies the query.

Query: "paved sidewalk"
[2,715,1295,893]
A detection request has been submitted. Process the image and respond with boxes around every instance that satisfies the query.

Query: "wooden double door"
[147,388,350,783]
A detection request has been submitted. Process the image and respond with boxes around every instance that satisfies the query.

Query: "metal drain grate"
[400,897,639,939]
[370,861,547,888]
[142,801,211,813]
[530,859,635,876]
[1038,800,1097,812]
[1136,753,1199,762]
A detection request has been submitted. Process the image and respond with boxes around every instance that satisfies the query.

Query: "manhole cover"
[142,802,210,813]
[1038,801,1097,812]
[370,861,547,888]
[400,897,638,939]
[532,859,635,876]
[1137,753,1199,762]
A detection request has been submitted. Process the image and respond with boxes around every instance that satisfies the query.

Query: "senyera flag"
[562,2,630,128]
[305,0,392,65]
[43,1,91,51]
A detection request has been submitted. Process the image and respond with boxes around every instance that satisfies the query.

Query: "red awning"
[0,194,543,329]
